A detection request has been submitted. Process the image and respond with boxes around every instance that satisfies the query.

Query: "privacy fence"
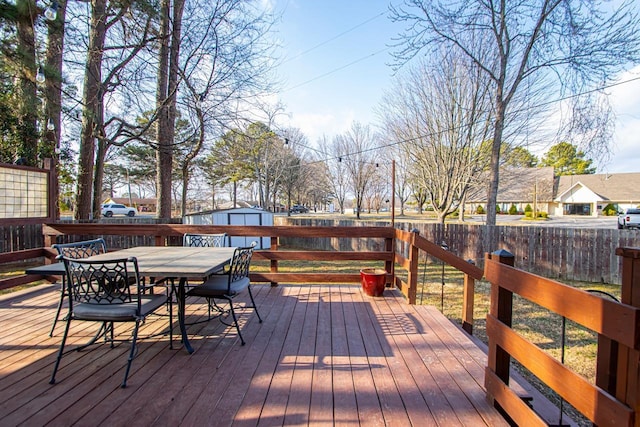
[277,217,639,284]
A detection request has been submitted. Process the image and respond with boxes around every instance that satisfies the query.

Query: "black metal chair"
[183,233,228,248]
[50,255,167,388]
[50,238,107,336]
[185,245,261,345]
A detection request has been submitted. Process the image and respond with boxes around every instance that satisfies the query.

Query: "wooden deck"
[0,283,509,426]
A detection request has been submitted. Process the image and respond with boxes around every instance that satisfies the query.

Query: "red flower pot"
[360,268,387,297]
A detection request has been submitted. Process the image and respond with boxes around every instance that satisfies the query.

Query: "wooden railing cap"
[616,247,640,258]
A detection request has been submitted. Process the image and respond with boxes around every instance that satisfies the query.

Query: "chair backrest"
[59,256,141,305]
[183,233,227,248]
[228,246,254,283]
[53,238,107,259]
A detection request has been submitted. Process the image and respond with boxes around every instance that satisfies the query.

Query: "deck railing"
[2,222,640,425]
[484,249,640,427]
[1,224,479,309]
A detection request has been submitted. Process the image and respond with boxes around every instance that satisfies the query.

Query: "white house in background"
[550,173,640,216]
[465,169,640,217]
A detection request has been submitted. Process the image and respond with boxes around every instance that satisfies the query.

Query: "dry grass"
[0,262,49,295]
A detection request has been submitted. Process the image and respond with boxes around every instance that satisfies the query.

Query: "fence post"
[406,229,419,305]
[487,249,515,393]
[612,247,640,411]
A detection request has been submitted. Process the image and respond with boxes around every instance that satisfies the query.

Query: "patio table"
[84,246,237,354]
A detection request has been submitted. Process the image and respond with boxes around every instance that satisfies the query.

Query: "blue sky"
[271,0,400,143]
[268,0,640,173]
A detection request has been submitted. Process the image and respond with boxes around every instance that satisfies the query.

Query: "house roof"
[466,166,555,203]
[555,173,640,203]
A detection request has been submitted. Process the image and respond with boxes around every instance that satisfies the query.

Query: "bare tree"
[317,135,348,214]
[334,122,380,220]
[380,55,493,224]
[377,123,414,216]
[73,0,155,219]
[164,0,277,217]
[391,0,640,229]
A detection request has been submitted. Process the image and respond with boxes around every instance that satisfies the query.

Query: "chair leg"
[122,320,140,388]
[50,316,72,384]
[49,281,66,337]
[247,285,262,323]
[227,298,245,345]
[169,284,174,349]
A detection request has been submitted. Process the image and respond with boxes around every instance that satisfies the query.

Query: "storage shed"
[183,207,272,249]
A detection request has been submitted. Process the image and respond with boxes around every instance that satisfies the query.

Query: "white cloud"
[288,109,357,145]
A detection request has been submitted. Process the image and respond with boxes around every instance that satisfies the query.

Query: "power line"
[284,47,391,92]
[282,10,388,65]
[302,75,640,166]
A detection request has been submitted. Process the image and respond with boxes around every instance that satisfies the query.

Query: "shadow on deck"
[0,283,547,426]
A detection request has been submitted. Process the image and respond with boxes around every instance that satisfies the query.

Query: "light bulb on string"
[195,93,205,109]
[35,66,45,83]
[46,118,55,131]
[44,1,58,21]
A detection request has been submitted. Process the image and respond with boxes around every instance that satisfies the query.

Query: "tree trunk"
[75,0,107,220]
[93,136,107,215]
[485,99,506,228]
[15,0,38,166]
[155,0,171,218]
[233,180,237,208]
[181,166,188,216]
[44,0,66,220]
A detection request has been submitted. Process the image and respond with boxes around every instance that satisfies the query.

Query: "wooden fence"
[280,218,638,284]
[2,217,637,284]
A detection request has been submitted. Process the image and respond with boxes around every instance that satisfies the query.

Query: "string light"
[195,93,205,109]
[44,1,58,21]
[46,118,55,131]
[35,65,45,83]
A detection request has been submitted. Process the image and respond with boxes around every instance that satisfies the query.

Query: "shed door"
[228,213,262,248]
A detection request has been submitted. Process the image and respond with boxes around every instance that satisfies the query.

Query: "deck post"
[612,247,640,412]
[486,249,515,401]
[270,236,278,287]
[462,273,475,334]
[406,229,420,305]
[384,236,394,287]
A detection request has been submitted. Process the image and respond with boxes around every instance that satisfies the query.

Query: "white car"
[101,203,136,217]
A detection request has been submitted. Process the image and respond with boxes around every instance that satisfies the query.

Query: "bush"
[496,205,501,214]
[537,211,548,219]
[602,203,617,216]
[476,205,485,214]
[525,211,533,218]
[509,204,518,215]
[524,204,533,214]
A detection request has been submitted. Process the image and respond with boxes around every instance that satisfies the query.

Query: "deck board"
[0,284,509,426]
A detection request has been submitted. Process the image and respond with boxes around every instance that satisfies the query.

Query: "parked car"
[289,204,309,214]
[618,208,640,229]
[101,203,136,217]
